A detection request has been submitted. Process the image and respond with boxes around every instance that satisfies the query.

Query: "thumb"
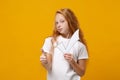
[41,49,47,56]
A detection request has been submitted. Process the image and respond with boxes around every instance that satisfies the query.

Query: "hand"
[64,53,75,63]
[40,49,48,64]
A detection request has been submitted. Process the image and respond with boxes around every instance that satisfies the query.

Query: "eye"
[55,21,58,25]
[60,20,64,23]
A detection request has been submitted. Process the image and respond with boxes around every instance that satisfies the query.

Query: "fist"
[40,54,48,64]
[40,49,48,64]
[64,53,74,63]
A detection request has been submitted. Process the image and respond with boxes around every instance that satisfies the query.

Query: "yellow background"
[0,0,120,80]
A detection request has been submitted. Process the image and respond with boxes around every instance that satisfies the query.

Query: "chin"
[59,32,64,34]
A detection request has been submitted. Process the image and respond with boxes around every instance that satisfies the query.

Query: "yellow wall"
[0,0,120,80]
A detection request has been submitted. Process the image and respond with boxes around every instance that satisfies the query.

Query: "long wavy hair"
[52,8,88,51]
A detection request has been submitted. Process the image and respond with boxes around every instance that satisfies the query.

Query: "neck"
[62,32,70,39]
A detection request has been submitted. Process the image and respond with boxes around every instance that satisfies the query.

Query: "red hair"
[52,8,88,51]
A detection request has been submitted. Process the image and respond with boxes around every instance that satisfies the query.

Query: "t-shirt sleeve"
[78,43,89,59]
[42,37,52,53]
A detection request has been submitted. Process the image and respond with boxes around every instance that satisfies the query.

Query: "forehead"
[55,13,66,20]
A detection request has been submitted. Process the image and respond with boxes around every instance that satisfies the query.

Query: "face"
[55,13,70,36]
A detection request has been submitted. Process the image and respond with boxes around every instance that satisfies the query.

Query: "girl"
[40,8,89,80]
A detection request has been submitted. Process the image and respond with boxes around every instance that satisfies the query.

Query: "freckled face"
[55,13,70,36]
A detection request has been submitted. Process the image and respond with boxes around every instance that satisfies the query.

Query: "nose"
[57,23,61,28]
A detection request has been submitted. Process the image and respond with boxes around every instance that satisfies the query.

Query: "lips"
[57,28,62,32]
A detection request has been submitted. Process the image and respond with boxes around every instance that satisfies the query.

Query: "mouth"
[57,28,62,32]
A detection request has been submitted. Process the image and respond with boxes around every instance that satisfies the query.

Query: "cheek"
[65,25,69,31]
[63,23,69,30]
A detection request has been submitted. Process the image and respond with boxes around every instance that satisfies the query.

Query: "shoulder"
[43,37,53,44]
[76,41,87,49]
[44,36,53,41]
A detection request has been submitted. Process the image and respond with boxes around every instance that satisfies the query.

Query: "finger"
[64,55,71,59]
[40,58,47,61]
[40,54,48,59]
[64,53,69,55]
[64,54,72,58]
[40,55,46,58]
[40,57,47,62]
[40,58,47,60]
[41,60,47,64]
[41,49,46,54]
[66,57,72,60]
[64,53,72,56]
[40,58,48,63]
[64,55,73,61]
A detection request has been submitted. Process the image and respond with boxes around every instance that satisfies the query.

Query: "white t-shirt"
[42,35,88,80]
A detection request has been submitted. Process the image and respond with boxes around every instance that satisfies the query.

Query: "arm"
[64,54,87,77]
[40,50,52,71]
[40,37,54,71]
[70,59,87,77]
